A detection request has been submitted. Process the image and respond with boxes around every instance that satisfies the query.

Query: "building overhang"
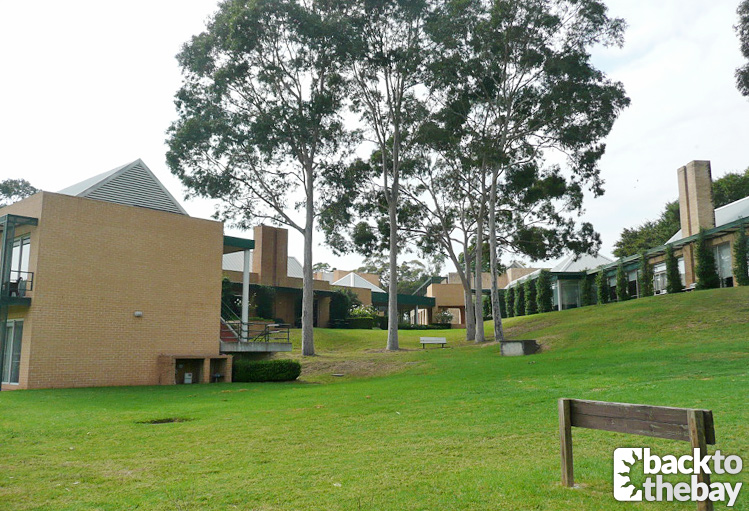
[371,292,436,307]
[223,235,255,254]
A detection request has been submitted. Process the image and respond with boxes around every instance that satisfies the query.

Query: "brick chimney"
[252,225,288,286]
[676,161,715,238]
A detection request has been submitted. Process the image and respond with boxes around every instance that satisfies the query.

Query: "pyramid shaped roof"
[332,272,385,293]
[57,159,187,215]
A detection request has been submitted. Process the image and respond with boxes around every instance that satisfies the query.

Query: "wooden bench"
[420,337,447,348]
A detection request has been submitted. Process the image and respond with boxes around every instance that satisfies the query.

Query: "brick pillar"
[202,358,211,383]
[677,161,715,238]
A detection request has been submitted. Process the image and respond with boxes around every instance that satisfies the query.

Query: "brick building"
[0,160,235,389]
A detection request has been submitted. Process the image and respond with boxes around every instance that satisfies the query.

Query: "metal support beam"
[241,249,250,342]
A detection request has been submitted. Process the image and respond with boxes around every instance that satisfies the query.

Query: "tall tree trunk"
[387,196,399,350]
[488,167,505,342]
[301,168,315,356]
[474,209,486,343]
[463,245,476,341]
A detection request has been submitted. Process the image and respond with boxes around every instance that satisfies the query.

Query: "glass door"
[2,320,23,384]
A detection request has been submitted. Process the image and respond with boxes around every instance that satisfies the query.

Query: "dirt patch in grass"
[136,417,193,425]
[300,357,423,381]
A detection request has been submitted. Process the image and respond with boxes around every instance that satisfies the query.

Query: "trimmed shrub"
[695,228,720,290]
[524,279,537,315]
[665,244,684,293]
[396,323,445,330]
[346,317,374,329]
[514,284,526,317]
[581,274,595,306]
[330,289,358,322]
[638,252,654,297]
[232,359,301,382]
[734,224,749,286]
[615,261,630,301]
[376,315,388,329]
[504,287,515,318]
[536,270,553,313]
[497,289,507,318]
[595,269,608,304]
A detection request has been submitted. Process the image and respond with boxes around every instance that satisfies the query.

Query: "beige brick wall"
[4,192,224,389]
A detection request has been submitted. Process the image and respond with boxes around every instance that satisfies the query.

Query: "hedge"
[232,359,301,382]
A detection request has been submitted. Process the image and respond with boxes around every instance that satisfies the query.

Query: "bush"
[734,224,749,286]
[376,315,388,329]
[346,317,374,329]
[638,252,654,297]
[514,285,525,316]
[504,287,515,318]
[330,289,355,322]
[349,305,378,319]
[232,359,301,382]
[581,274,595,306]
[695,229,720,290]
[595,269,608,304]
[536,270,553,313]
[665,244,684,293]
[434,309,454,324]
[497,289,507,318]
[524,279,537,315]
[615,261,629,301]
[396,323,445,330]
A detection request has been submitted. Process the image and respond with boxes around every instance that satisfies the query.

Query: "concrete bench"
[420,337,447,348]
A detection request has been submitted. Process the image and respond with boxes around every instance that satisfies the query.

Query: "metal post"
[241,249,250,342]
[0,218,16,391]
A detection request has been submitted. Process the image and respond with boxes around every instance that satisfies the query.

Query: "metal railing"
[221,319,290,343]
[5,271,33,297]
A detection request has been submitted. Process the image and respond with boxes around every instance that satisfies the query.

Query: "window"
[627,270,639,298]
[677,257,686,286]
[10,234,31,281]
[653,263,667,294]
[713,242,732,287]
[2,320,23,384]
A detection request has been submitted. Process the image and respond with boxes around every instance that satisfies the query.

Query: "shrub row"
[232,359,301,382]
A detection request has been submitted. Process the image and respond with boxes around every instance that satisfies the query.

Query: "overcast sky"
[1,0,748,273]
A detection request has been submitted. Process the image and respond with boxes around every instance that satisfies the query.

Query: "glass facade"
[2,320,23,384]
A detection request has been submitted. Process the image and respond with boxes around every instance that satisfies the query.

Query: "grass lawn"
[1,288,747,510]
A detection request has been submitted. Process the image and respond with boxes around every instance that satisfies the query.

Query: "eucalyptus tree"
[337,0,433,351]
[166,0,352,356]
[426,0,629,341]
[737,0,749,97]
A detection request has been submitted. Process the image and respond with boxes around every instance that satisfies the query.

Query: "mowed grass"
[1,288,748,510]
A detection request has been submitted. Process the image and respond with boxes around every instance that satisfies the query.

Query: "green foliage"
[665,244,684,294]
[737,0,749,97]
[581,274,595,306]
[396,324,446,331]
[514,285,526,317]
[637,253,655,297]
[330,289,361,322]
[0,178,37,207]
[694,229,720,290]
[221,278,241,319]
[346,317,374,329]
[595,269,609,305]
[482,294,492,320]
[613,201,680,258]
[232,359,301,383]
[504,287,515,318]
[496,289,507,319]
[434,310,454,324]
[254,286,276,320]
[536,271,553,313]
[615,261,630,301]
[312,262,334,273]
[348,305,378,319]
[733,225,749,286]
[524,279,537,315]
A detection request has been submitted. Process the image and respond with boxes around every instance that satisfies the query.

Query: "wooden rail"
[559,398,716,511]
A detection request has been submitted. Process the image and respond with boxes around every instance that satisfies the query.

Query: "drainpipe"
[241,249,250,342]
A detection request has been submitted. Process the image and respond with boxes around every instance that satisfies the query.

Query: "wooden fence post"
[559,398,574,487]
[688,409,714,511]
